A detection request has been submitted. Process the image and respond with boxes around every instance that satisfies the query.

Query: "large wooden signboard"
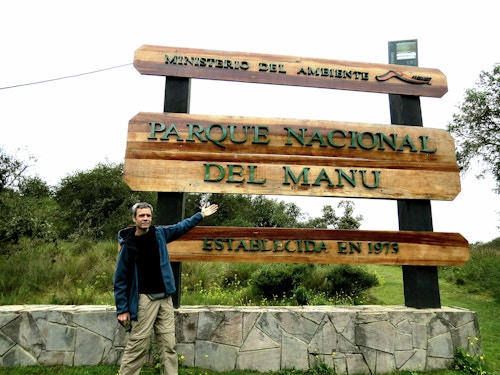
[134,45,448,98]
[168,227,469,266]
[123,112,460,200]
[126,45,468,269]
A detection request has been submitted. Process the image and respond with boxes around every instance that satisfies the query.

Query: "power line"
[0,63,133,90]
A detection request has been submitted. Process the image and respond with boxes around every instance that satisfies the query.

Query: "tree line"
[0,152,362,249]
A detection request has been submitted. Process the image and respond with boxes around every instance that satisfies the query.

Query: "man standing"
[114,201,218,375]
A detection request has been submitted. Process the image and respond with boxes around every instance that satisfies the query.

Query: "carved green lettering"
[228,125,250,144]
[205,124,227,148]
[160,123,183,141]
[204,163,224,182]
[248,165,266,184]
[235,239,248,251]
[253,126,270,144]
[297,67,308,75]
[378,133,398,151]
[283,166,310,185]
[357,132,378,150]
[306,129,328,147]
[203,238,213,251]
[284,240,296,252]
[284,127,306,145]
[312,169,334,187]
[338,241,348,254]
[227,164,245,183]
[187,123,207,142]
[349,242,362,254]
[327,130,347,148]
[419,135,437,153]
[397,135,418,152]
[336,169,357,187]
[148,122,166,140]
[360,170,380,188]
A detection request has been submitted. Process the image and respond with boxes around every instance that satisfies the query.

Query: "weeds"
[453,336,491,375]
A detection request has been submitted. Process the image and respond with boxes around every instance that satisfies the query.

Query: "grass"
[367,264,500,372]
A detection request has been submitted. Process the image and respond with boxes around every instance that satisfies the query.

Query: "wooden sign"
[134,45,448,97]
[123,112,461,200]
[167,227,469,266]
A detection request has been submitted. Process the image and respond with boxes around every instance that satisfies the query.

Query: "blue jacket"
[113,212,204,319]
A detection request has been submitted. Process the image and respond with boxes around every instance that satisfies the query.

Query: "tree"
[185,193,305,228]
[300,200,363,229]
[53,162,156,240]
[0,147,34,192]
[446,63,500,192]
[185,193,362,229]
[0,147,55,246]
[18,176,52,199]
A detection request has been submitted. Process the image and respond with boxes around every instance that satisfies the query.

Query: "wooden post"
[388,41,441,308]
[158,76,190,308]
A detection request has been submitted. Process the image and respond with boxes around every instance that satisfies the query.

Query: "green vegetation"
[1,238,499,374]
[446,63,500,192]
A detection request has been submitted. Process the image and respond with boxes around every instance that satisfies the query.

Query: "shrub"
[251,264,312,299]
[441,238,500,302]
[324,264,379,296]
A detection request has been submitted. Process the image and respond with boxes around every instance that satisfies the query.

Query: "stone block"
[281,332,308,370]
[355,321,396,352]
[195,340,238,372]
[236,348,281,372]
[45,323,75,351]
[346,353,370,374]
[241,325,279,351]
[1,345,38,367]
[197,311,224,341]
[255,312,281,342]
[210,311,243,346]
[176,311,198,343]
[399,348,426,371]
[177,343,195,367]
[275,311,318,342]
[411,322,427,349]
[38,350,74,366]
[395,331,413,350]
[74,327,113,366]
[428,331,454,358]
[308,318,336,355]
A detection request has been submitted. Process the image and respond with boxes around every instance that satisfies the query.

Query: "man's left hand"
[201,203,219,217]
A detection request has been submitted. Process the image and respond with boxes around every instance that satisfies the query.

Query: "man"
[114,201,218,375]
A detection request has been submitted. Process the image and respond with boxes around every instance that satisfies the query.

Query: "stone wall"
[0,305,481,374]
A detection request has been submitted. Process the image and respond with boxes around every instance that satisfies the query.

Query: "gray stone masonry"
[0,305,481,374]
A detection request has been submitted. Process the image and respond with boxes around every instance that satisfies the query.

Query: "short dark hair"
[131,202,153,217]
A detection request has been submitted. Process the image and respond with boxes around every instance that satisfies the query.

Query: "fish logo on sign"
[376,70,432,85]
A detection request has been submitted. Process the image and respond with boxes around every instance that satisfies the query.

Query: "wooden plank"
[167,227,469,266]
[122,112,461,200]
[134,45,448,98]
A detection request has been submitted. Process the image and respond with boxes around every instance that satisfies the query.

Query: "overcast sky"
[1,0,498,243]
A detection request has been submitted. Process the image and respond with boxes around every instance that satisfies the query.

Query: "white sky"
[1,0,498,243]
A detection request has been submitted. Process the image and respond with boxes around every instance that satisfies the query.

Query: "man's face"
[133,208,152,231]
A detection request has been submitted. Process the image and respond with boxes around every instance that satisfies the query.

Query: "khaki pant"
[119,294,178,375]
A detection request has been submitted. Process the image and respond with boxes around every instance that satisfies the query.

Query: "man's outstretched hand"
[201,203,219,217]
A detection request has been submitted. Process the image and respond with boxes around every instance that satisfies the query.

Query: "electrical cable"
[0,63,133,90]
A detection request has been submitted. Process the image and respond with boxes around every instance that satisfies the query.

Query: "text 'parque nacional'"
[123,112,461,200]
[147,121,437,153]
